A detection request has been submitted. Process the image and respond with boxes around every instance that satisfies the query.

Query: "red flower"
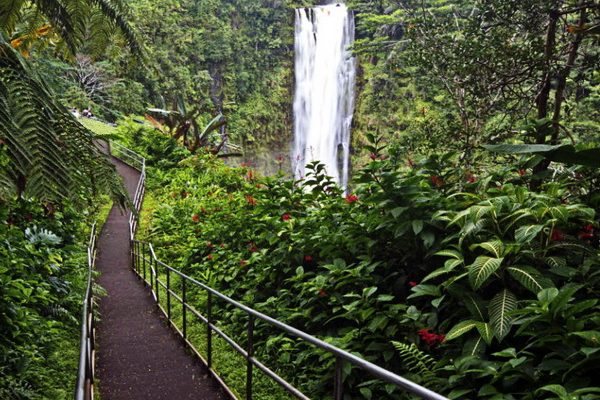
[281,214,292,221]
[578,224,594,240]
[206,241,214,249]
[408,281,418,287]
[246,195,258,206]
[239,259,248,267]
[518,169,526,176]
[248,243,258,252]
[370,153,378,160]
[466,173,476,184]
[318,288,328,298]
[418,328,445,346]
[430,175,444,187]
[304,255,313,263]
[245,170,254,181]
[407,157,415,168]
[276,155,284,163]
[206,254,213,261]
[345,194,359,203]
[551,228,565,241]
[240,162,251,167]
[191,214,200,223]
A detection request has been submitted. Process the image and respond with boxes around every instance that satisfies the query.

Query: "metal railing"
[75,223,98,400]
[116,142,448,400]
[131,241,448,400]
[108,141,146,240]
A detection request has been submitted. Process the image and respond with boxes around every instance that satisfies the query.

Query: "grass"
[80,118,117,138]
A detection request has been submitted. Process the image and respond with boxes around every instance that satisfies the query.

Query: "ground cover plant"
[125,121,600,399]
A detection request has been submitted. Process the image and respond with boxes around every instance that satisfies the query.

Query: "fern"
[391,341,437,381]
[0,36,127,207]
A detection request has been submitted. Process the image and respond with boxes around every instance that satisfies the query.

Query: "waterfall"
[292,3,356,189]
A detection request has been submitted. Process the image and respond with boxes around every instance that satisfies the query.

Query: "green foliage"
[0,36,126,206]
[0,197,107,399]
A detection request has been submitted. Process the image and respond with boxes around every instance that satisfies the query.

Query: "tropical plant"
[0,36,126,205]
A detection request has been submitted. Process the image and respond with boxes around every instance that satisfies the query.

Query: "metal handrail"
[75,223,97,400]
[115,142,448,400]
[132,241,447,400]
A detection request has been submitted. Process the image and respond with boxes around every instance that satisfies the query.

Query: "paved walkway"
[95,157,226,400]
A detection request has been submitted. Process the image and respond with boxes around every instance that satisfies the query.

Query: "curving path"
[95,156,226,400]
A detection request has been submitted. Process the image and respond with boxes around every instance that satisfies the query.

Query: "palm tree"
[0,0,141,206]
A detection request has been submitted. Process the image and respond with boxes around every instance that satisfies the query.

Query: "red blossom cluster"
[345,194,359,203]
[369,153,386,161]
[245,195,258,206]
[304,255,313,263]
[578,224,594,240]
[551,228,565,242]
[518,169,527,177]
[418,329,445,346]
[430,176,444,187]
[281,213,291,221]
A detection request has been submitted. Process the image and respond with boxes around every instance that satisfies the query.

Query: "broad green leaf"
[489,289,517,341]
[463,294,487,321]
[407,284,441,299]
[468,256,504,289]
[537,384,568,398]
[470,240,504,257]
[434,249,463,260]
[492,348,517,358]
[475,322,494,345]
[507,266,550,294]
[514,224,544,244]
[412,219,423,235]
[538,287,559,304]
[570,331,600,344]
[422,258,462,282]
[445,320,478,341]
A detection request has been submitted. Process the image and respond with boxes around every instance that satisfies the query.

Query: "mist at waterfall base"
[292,3,356,190]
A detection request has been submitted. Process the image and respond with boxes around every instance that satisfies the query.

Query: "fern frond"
[391,341,437,380]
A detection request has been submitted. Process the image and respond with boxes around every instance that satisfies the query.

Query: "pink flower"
[345,194,359,203]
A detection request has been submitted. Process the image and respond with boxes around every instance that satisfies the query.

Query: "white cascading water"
[292,3,356,189]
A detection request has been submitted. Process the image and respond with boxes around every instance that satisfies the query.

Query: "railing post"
[155,259,160,304]
[334,357,344,400]
[207,291,212,369]
[142,242,146,282]
[166,268,171,321]
[130,239,135,272]
[246,315,255,400]
[182,279,187,340]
